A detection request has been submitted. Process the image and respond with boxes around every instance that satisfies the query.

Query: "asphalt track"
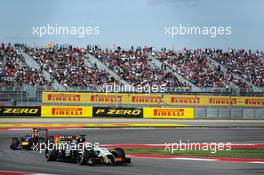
[0,128,264,175]
[2,118,264,127]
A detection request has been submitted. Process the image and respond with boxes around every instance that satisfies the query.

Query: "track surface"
[2,118,264,127]
[0,128,264,175]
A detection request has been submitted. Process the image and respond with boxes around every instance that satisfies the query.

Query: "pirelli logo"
[41,106,92,117]
[90,95,122,103]
[171,97,200,104]
[144,108,194,119]
[51,108,83,116]
[131,96,162,103]
[47,94,81,102]
[154,109,184,117]
[245,99,264,106]
[209,98,238,105]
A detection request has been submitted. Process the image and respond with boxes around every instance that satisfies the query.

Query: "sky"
[0,0,263,50]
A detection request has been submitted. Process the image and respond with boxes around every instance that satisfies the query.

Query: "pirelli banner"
[42,92,88,104]
[163,95,264,107]
[42,92,264,107]
[43,92,163,105]
[42,92,128,104]
[93,107,143,118]
[41,106,92,118]
[143,108,194,119]
[0,106,41,117]
[88,93,162,105]
[88,93,128,104]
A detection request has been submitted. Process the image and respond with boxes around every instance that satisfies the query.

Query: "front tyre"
[112,148,131,164]
[112,148,125,159]
[10,137,19,150]
[77,149,90,165]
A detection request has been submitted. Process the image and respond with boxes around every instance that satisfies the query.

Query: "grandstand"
[1,43,263,93]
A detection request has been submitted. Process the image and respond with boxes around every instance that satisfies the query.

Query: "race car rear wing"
[52,135,87,144]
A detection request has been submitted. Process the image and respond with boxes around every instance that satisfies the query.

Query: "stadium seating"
[1,43,263,92]
[89,46,186,87]
[155,48,251,89]
[209,48,264,87]
[0,44,51,88]
[24,47,118,87]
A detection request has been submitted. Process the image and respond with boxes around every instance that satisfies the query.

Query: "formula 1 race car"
[45,135,131,165]
[10,128,48,150]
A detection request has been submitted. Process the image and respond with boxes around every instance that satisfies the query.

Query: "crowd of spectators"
[208,48,264,88]
[0,43,51,87]
[89,46,186,87]
[155,48,252,89]
[24,46,118,87]
[1,43,263,91]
